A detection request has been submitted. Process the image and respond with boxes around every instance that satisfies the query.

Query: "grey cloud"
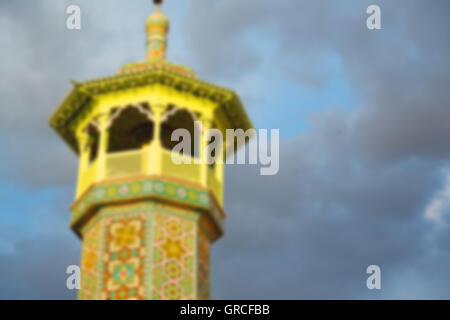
[186,0,450,161]
[0,0,153,187]
[213,127,446,299]
[0,235,79,300]
[195,0,450,298]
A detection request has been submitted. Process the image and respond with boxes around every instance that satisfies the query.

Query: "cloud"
[0,184,79,300]
[215,132,444,298]
[0,235,79,300]
[424,169,450,224]
[185,0,450,298]
[0,0,158,187]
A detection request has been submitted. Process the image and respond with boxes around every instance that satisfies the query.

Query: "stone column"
[149,103,165,175]
[76,131,90,198]
[200,118,213,188]
[96,113,110,181]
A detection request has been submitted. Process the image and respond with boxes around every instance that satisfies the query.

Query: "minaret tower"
[50,0,252,300]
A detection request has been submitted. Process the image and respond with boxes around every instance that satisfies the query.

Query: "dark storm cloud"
[215,129,444,298]
[186,0,450,160]
[0,0,151,187]
[181,0,450,298]
[0,235,79,300]
[0,185,79,299]
[0,0,92,187]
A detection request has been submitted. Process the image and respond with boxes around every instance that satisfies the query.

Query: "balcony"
[105,149,144,178]
[76,144,223,205]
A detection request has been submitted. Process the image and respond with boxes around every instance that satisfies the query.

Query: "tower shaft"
[78,198,213,300]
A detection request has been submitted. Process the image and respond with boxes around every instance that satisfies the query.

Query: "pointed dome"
[146,7,169,30]
[145,4,169,61]
[119,1,196,77]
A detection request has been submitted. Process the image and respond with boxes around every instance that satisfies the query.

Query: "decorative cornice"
[49,69,253,154]
[120,60,196,77]
[70,175,225,241]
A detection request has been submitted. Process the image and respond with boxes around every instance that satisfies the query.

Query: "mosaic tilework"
[78,219,102,300]
[197,230,211,300]
[151,211,196,300]
[77,200,217,300]
[101,212,147,300]
[71,177,217,228]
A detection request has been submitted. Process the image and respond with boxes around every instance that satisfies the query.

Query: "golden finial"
[146,0,169,61]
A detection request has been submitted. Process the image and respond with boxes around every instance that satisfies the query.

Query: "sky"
[1,0,450,299]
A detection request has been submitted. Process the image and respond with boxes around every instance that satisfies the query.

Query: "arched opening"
[87,123,100,163]
[160,106,198,158]
[107,105,154,153]
[208,134,217,170]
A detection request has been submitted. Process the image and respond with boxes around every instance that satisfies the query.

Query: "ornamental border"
[70,175,225,239]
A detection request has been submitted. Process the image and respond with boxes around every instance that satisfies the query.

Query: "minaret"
[50,0,252,300]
